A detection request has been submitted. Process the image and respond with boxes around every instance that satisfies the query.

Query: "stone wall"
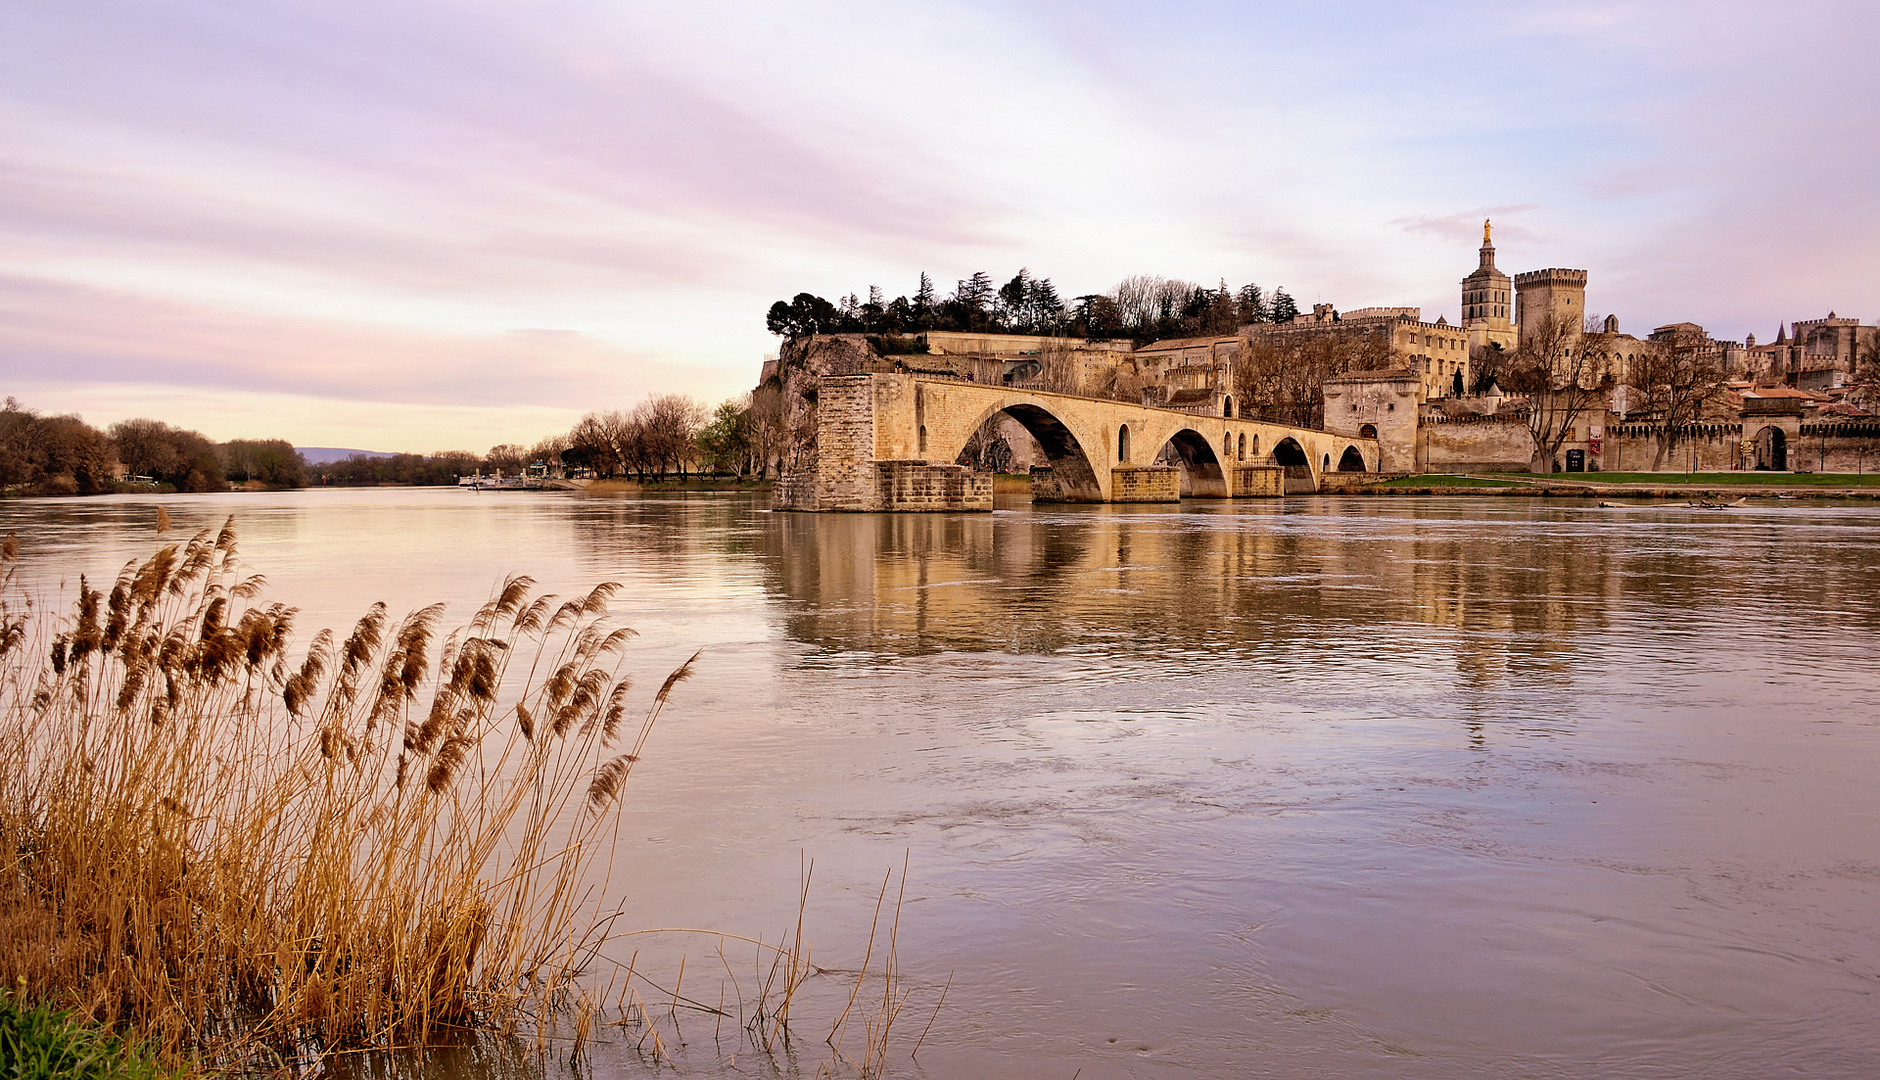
[1420,414,1533,472]
[1796,421,1880,473]
[1030,466,1065,502]
[876,461,992,511]
[1232,465,1285,496]
[1110,466,1181,502]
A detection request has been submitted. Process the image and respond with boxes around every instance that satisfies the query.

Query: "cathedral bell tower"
[1462,219,1517,366]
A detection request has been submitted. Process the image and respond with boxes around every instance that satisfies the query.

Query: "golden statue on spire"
[1483,219,1492,243]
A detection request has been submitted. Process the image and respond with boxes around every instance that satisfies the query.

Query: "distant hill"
[296,447,396,465]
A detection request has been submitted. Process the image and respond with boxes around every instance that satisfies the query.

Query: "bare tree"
[1235,327,1392,427]
[1500,311,1615,472]
[748,382,788,477]
[1626,324,1729,470]
[529,434,568,467]
[1851,331,1880,412]
[635,394,704,478]
[485,443,528,474]
[1035,340,1086,394]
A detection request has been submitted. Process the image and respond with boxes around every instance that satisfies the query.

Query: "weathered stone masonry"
[776,372,1377,512]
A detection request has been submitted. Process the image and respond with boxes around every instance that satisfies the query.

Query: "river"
[4,488,1878,1079]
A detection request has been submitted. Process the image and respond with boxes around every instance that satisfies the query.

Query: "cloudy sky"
[3,0,1876,452]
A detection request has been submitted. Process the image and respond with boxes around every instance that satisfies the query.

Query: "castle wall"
[1419,415,1534,473]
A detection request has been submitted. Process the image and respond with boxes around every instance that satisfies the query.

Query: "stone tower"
[1461,220,1517,363]
[1514,267,1588,342]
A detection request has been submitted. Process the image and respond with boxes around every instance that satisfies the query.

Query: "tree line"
[1,390,771,496]
[316,394,766,486]
[0,398,306,495]
[767,269,1301,345]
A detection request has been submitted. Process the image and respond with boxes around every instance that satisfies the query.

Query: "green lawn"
[1504,471,1878,487]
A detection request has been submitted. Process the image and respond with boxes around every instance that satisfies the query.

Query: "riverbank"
[574,476,772,493]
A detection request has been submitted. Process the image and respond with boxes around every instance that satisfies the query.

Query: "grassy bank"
[0,992,178,1079]
[1488,471,1875,487]
[1368,472,1880,496]
[0,522,695,1069]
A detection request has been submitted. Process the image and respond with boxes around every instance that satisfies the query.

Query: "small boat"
[1686,497,1747,509]
[1598,501,1627,508]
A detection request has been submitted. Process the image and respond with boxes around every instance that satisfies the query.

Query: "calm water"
[5,488,1879,1079]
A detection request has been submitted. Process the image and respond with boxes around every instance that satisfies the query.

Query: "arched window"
[1322,453,1331,471]
[1237,433,1246,461]
[1223,396,1234,418]
[918,425,928,453]
[1118,424,1130,463]
[1359,423,1377,439]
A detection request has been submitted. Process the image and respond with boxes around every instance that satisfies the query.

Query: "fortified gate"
[775,373,1379,512]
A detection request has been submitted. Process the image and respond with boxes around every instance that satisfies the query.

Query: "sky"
[3,0,1877,453]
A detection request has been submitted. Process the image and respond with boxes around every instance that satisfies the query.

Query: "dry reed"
[0,520,694,1069]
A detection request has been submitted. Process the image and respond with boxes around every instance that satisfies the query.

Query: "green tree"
[1269,288,1300,324]
[695,398,754,476]
[913,272,937,328]
[765,293,839,338]
[1236,282,1269,324]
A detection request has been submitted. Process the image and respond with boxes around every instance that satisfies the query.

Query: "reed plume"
[0,523,697,1070]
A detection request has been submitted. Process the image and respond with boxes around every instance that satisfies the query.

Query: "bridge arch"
[943,399,1108,501]
[1270,437,1317,494]
[1337,445,1366,472]
[1154,427,1228,497]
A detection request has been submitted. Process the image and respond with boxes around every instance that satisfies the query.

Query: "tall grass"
[0,519,695,1068]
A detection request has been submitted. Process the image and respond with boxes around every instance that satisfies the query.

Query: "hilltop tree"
[766,293,840,339]
[1237,282,1269,324]
[1269,288,1300,324]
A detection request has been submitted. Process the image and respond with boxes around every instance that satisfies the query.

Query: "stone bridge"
[776,373,1379,511]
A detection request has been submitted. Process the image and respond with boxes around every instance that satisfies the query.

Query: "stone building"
[1742,314,1877,390]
